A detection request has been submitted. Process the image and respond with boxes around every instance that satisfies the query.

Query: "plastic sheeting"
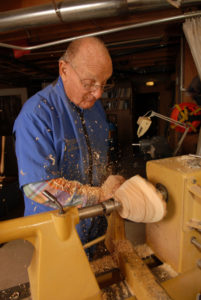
[183,17,201,80]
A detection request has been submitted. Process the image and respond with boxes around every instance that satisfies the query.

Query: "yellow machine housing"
[0,155,200,300]
[146,155,201,299]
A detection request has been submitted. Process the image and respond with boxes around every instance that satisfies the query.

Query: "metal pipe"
[0,0,125,32]
[0,0,173,33]
[127,0,201,12]
[0,0,201,33]
[127,0,170,11]
[79,199,121,219]
[1,10,201,51]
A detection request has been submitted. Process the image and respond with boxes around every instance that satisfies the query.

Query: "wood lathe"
[0,155,200,299]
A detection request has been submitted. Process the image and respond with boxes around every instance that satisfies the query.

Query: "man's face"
[60,56,113,109]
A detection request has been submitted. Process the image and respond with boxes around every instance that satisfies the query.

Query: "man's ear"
[59,60,68,80]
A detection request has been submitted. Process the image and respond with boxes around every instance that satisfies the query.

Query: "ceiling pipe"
[0,0,125,32]
[0,0,201,32]
[0,10,201,51]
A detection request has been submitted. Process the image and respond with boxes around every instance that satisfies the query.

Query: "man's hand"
[99,175,125,202]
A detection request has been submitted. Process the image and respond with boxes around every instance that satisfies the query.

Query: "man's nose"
[91,87,103,99]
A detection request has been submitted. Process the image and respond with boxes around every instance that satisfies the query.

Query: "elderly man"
[13,37,124,254]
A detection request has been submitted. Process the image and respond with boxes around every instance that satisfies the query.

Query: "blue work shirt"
[13,77,109,249]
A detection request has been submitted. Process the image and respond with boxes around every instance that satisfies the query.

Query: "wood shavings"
[9,291,19,299]
[176,155,201,169]
[20,170,26,176]
[48,154,55,165]
[134,243,154,259]
[101,281,132,300]
[90,255,118,275]
[151,263,178,282]
[110,240,135,266]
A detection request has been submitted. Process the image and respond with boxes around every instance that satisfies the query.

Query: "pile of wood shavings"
[90,255,118,275]
[90,240,136,275]
[177,155,201,168]
[101,281,132,300]
[110,240,135,265]
[151,263,178,282]
[134,243,154,259]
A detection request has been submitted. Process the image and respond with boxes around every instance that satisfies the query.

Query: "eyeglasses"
[69,62,114,92]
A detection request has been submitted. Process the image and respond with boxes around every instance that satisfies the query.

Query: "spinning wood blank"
[114,175,166,223]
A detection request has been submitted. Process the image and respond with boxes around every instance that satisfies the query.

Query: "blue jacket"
[13,76,109,217]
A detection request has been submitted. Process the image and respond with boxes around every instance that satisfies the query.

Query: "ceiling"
[0,0,201,88]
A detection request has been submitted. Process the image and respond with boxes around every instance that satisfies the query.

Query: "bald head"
[59,37,113,109]
[61,37,106,60]
[60,37,112,76]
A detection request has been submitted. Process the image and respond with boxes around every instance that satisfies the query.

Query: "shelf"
[101,84,133,145]
[102,99,131,111]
